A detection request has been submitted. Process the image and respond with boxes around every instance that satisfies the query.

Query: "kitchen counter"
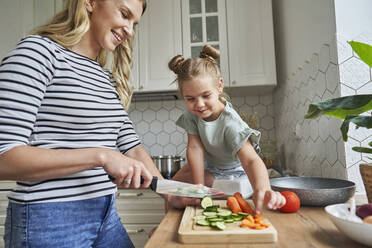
[145,195,369,248]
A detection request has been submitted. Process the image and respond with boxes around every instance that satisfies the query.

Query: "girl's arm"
[238,140,285,213]
[186,134,205,185]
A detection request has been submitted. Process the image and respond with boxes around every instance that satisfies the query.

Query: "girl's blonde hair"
[31,0,147,110]
[168,45,228,101]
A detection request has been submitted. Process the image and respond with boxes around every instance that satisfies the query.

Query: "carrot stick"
[226,196,242,213]
[233,192,253,214]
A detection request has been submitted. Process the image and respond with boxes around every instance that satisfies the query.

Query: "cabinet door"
[181,0,229,83]
[226,0,277,87]
[137,0,182,92]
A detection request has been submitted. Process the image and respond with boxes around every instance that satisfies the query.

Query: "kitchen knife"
[108,175,225,198]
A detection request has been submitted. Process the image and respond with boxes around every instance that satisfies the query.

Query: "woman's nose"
[123,23,134,38]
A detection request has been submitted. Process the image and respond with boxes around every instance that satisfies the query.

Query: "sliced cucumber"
[201,196,213,209]
[215,221,226,230]
[204,205,219,212]
[209,222,217,227]
[193,215,206,220]
[208,218,224,222]
[203,211,217,217]
[232,215,244,221]
[196,219,210,226]
[217,210,232,217]
[224,219,234,223]
[237,212,250,217]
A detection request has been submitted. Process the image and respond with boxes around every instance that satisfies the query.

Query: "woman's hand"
[99,149,153,189]
[253,189,286,214]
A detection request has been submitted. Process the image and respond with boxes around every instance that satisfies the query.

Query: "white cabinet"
[133,0,182,93]
[115,189,165,248]
[0,0,64,60]
[181,0,277,89]
[226,0,277,87]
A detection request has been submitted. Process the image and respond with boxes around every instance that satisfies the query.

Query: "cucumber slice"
[203,212,217,217]
[196,219,210,226]
[209,222,217,227]
[208,218,224,222]
[224,219,234,223]
[217,210,232,217]
[204,205,219,212]
[193,215,206,220]
[201,196,213,209]
[215,221,226,230]
[232,215,244,221]
[237,212,250,217]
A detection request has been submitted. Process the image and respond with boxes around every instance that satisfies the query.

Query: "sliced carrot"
[245,215,255,223]
[233,192,253,214]
[226,196,242,214]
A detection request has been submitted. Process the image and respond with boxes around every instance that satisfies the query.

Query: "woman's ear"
[85,0,95,13]
[218,77,224,94]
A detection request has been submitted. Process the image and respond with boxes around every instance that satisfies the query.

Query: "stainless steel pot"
[152,155,185,179]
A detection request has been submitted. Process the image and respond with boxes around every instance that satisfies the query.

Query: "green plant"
[304,41,372,155]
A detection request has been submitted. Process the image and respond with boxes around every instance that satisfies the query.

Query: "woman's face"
[181,75,225,122]
[86,0,143,52]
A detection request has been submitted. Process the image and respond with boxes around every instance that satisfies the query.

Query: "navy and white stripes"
[0,35,140,203]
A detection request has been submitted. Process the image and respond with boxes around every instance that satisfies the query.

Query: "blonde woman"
[0,0,198,247]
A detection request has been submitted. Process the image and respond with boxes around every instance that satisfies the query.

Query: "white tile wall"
[128,95,277,157]
[274,32,372,193]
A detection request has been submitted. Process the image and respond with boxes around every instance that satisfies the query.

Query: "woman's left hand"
[253,190,286,214]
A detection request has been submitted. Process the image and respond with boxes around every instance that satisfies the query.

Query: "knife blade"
[108,175,225,198]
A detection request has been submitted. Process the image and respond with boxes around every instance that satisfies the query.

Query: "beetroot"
[356,204,372,219]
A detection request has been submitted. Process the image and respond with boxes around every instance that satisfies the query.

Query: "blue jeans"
[4,194,134,248]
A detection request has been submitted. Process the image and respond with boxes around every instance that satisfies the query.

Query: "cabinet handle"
[232,80,236,85]
[139,85,144,90]
[116,192,143,197]
[127,228,145,234]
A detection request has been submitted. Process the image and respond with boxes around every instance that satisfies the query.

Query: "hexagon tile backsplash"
[128,95,276,157]
[274,32,372,194]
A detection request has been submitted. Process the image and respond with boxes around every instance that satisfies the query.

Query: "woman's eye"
[121,11,128,18]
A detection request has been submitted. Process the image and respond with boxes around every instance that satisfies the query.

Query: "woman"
[0,0,198,247]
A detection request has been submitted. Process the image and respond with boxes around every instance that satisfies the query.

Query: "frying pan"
[270,177,356,206]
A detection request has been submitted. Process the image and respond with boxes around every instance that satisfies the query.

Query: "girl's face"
[181,75,225,122]
[86,0,143,52]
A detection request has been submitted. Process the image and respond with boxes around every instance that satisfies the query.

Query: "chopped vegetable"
[226,196,242,214]
[233,192,253,214]
[215,221,226,230]
[201,196,213,209]
[240,213,270,229]
[196,219,210,226]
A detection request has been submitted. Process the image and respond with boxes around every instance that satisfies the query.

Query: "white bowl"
[325,203,372,246]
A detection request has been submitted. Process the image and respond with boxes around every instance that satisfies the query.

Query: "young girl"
[169,45,285,214]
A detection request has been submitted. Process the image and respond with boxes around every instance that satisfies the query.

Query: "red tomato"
[279,191,301,213]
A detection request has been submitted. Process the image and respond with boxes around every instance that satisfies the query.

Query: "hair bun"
[199,45,219,63]
[168,55,185,74]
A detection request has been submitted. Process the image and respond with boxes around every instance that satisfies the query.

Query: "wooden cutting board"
[178,200,277,244]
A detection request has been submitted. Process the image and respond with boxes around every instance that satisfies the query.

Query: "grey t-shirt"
[176,101,261,169]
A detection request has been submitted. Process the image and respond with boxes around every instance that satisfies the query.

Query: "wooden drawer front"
[0,215,5,225]
[116,189,161,199]
[116,198,164,211]
[0,202,8,215]
[0,192,9,201]
[123,224,157,248]
[118,211,164,224]
[0,181,15,190]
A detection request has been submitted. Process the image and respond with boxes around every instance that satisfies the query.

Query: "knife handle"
[108,175,157,191]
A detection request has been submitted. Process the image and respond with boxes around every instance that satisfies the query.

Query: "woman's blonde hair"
[31,0,147,110]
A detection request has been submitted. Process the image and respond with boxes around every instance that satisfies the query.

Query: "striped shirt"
[0,35,141,203]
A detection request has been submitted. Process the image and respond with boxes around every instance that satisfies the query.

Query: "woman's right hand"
[99,149,153,189]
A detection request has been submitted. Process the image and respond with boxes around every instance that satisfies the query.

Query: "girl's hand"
[253,189,286,214]
[100,149,153,189]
